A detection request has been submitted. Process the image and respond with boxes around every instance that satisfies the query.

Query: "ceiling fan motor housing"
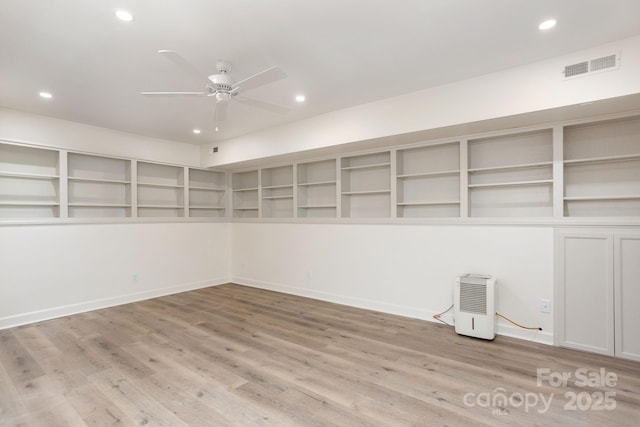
[207,60,234,92]
[208,72,233,92]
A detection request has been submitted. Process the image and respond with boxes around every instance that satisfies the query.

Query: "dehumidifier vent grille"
[459,282,487,315]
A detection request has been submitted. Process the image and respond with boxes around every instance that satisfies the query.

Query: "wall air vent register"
[563,53,619,78]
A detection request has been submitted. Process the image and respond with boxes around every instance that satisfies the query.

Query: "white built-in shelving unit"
[396,142,460,218]
[232,170,259,218]
[468,130,554,217]
[341,151,391,218]
[297,159,337,218]
[261,165,294,218]
[0,143,60,218]
[0,139,227,222]
[225,113,637,222]
[188,168,226,218]
[563,116,640,217]
[2,112,640,224]
[68,153,131,218]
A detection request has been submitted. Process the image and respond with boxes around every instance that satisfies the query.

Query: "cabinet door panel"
[615,234,640,361]
[555,231,614,355]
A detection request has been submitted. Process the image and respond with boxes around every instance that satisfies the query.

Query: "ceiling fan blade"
[232,66,286,92]
[157,50,203,81]
[141,91,208,97]
[214,101,228,123]
[234,96,290,114]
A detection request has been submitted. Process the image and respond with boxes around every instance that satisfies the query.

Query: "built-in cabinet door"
[555,230,615,356]
[615,233,640,362]
[556,229,640,361]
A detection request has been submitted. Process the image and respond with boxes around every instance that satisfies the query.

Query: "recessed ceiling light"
[295,94,306,103]
[39,92,53,99]
[538,19,556,30]
[114,9,134,22]
[192,129,201,134]
[215,126,219,132]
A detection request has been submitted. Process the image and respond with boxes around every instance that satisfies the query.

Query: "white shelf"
[341,162,390,171]
[564,153,640,166]
[297,180,336,187]
[0,171,59,180]
[233,187,259,192]
[342,190,391,195]
[138,204,184,209]
[397,201,460,206]
[190,186,225,192]
[68,176,130,184]
[468,179,553,189]
[138,182,183,189]
[397,170,459,179]
[262,184,293,190]
[68,203,131,207]
[0,201,60,206]
[298,204,337,209]
[468,161,553,173]
[262,195,294,200]
[234,207,259,211]
[564,195,640,201]
[189,205,225,210]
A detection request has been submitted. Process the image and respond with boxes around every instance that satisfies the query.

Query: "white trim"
[0,278,229,330]
[232,277,553,346]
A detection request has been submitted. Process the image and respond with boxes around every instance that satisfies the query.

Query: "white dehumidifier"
[454,274,497,340]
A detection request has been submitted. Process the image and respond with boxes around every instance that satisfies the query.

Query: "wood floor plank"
[0,329,45,390]
[0,283,638,426]
[89,368,191,427]
[66,383,137,426]
[0,361,25,422]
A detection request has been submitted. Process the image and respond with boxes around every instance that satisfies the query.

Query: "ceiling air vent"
[563,53,619,79]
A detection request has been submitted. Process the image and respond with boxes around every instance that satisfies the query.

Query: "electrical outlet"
[540,299,551,313]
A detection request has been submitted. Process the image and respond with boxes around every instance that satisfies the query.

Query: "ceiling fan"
[141,50,289,124]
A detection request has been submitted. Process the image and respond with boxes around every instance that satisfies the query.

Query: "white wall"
[204,34,640,166]
[0,108,201,166]
[0,222,230,328]
[231,223,554,344]
[0,109,230,329]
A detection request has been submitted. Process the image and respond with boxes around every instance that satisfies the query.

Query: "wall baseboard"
[0,278,230,330]
[232,276,554,346]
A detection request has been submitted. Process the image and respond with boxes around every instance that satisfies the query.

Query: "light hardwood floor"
[1,284,638,426]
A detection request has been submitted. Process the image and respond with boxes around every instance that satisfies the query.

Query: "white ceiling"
[2,0,640,145]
